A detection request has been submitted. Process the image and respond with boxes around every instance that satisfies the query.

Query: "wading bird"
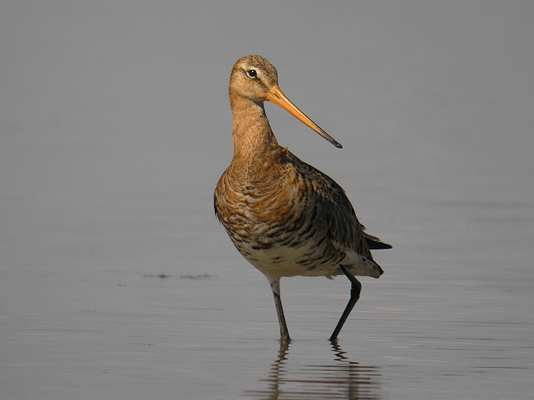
[214,55,391,342]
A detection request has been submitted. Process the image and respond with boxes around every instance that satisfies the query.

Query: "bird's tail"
[363,231,392,250]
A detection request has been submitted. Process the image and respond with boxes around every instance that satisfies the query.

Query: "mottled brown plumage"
[214,55,391,341]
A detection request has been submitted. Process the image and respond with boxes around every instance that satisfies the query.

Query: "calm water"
[2,1,534,399]
[2,158,533,399]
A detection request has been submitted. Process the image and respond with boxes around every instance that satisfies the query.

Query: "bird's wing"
[286,150,378,259]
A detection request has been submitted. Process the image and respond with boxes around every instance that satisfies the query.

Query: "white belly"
[236,239,382,279]
[240,241,340,278]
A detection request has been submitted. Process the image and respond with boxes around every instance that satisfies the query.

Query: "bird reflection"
[244,340,382,399]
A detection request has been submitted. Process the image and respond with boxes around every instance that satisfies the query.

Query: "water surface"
[1,1,533,399]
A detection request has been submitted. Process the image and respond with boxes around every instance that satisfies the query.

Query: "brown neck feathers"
[230,93,278,160]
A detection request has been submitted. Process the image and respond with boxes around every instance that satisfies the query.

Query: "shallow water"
[2,169,533,399]
[2,1,534,399]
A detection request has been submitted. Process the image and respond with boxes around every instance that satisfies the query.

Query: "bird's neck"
[230,94,279,160]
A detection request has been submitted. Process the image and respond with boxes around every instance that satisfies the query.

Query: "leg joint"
[350,279,362,298]
[269,278,281,296]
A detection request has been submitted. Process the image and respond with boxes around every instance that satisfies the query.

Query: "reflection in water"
[244,341,382,399]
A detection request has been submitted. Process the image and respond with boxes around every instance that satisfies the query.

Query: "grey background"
[1,1,533,399]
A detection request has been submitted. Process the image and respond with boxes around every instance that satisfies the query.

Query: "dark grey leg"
[270,278,290,343]
[329,265,362,341]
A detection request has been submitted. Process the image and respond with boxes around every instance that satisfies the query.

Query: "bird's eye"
[246,69,257,79]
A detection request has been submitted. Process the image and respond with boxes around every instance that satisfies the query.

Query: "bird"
[214,55,391,342]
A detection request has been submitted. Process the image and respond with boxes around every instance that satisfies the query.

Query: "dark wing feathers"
[287,151,392,258]
[288,151,392,254]
[363,231,393,249]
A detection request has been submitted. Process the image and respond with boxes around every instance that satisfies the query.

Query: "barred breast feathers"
[215,146,373,260]
[215,147,303,237]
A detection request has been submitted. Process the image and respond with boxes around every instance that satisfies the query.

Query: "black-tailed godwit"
[214,55,391,342]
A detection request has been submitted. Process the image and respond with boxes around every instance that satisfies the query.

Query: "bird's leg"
[269,278,291,343]
[329,265,362,341]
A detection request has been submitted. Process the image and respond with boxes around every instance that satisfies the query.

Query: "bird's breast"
[215,168,345,277]
[216,171,305,247]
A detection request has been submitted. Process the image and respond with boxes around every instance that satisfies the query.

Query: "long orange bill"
[266,85,343,149]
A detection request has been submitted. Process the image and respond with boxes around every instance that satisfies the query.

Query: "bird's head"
[229,54,342,149]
